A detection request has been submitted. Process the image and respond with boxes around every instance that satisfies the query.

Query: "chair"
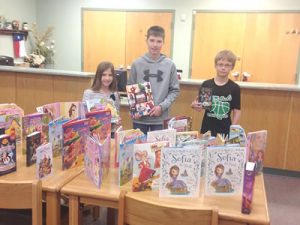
[118,191,218,225]
[0,180,43,225]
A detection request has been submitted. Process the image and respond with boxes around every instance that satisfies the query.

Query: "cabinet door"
[83,11,126,72]
[125,11,173,67]
[242,13,300,84]
[191,12,247,80]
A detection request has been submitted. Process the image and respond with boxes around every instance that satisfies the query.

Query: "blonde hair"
[215,50,237,68]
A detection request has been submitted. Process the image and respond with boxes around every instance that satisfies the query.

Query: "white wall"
[1,0,300,79]
[0,0,36,58]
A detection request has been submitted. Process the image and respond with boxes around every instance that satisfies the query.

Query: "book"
[0,134,16,176]
[114,128,144,168]
[26,131,41,167]
[132,141,169,192]
[84,135,103,188]
[62,119,89,170]
[22,112,49,155]
[85,109,112,144]
[227,125,247,147]
[126,82,154,117]
[48,117,69,157]
[175,131,199,147]
[247,130,267,175]
[36,142,53,179]
[0,113,22,143]
[85,98,120,123]
[39,102,61,121]
[241,162,256,214]
[147,129,176,147]
[205,146,246,195]
[163,116,192,132]
[119,134,146,186]
[159,146,202,197]
[199,86,212,110]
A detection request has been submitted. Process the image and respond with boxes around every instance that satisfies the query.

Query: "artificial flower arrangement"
[24,23,55,67]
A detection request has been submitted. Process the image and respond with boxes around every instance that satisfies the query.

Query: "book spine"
[241,166,256,214]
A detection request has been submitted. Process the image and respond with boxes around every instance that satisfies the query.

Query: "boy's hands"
[191,97,203,111]
[149,105,162,117]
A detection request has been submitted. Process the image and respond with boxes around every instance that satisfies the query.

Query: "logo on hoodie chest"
[143,69,163,82]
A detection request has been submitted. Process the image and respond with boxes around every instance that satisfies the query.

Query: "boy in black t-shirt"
[191,50,241,137]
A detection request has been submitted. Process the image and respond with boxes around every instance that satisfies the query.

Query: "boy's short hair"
[147,25,165,40]
[215,50,237,68]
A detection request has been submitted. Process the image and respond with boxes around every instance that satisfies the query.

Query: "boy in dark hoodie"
[128,25,180,134]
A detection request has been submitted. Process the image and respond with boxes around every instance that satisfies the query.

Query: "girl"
[82,61,121,136]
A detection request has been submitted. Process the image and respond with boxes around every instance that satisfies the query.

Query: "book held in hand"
[199,87,212,110]
[0,134,16,176]
[126,82,154,117]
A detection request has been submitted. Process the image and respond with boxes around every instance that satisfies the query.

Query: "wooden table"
[61,168,270,225]
[0,147,83,225]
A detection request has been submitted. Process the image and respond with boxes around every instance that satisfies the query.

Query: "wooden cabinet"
[83,10,174,73]
[191,12,300,84]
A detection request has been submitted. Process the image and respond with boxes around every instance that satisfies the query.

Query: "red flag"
[13,34,26,58]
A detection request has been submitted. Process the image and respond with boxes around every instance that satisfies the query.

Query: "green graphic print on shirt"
[207,95,232,120]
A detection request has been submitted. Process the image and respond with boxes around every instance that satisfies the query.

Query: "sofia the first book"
[126,82,154,117]
[132,141,169,192]
[205,146,246,195]
[159,146,201,198]
[147,129,176,147]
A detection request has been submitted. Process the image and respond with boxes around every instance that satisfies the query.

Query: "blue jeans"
[133,123,163,135]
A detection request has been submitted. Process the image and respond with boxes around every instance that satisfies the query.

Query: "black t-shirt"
[200,78,240,137]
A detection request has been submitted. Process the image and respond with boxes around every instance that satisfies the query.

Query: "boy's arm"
[159,64,180,111]
[232,109,241,125]
[127,63,137,85]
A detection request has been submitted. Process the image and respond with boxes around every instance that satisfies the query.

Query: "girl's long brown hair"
[91,61,117,92]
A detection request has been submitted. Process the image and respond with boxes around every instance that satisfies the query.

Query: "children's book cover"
[22,112,49,155]
[36,143,53,179]
[41,102,61,121]
[241,161,256,214]
[61,102,86,120]
[226,125,247,147]
[119,134,146,186]
[132,141,169,192]
[199,87,212,110]
[85,98,119,124]
[205,146,246,195]
[49,118,69,157]
[26,131,41,167]
[0,134,16,176]
[176,131,199,147]
[180,139,206,177]
[62,119,89,170]
[85,110,112,144]
[247,130,267,175]
[84,135,103,188]
[147,129,176,147]
[0,114,22,143]
[126,82,154,117]
[163,116,192,132]
[159,146,201,198]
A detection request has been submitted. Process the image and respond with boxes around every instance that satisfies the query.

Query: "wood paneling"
[125,12,173,67]
[0,71,16,103]
[191,12,300,84]
[83,11,126,72]
[285,92,300,171]
[16,73,53,114]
